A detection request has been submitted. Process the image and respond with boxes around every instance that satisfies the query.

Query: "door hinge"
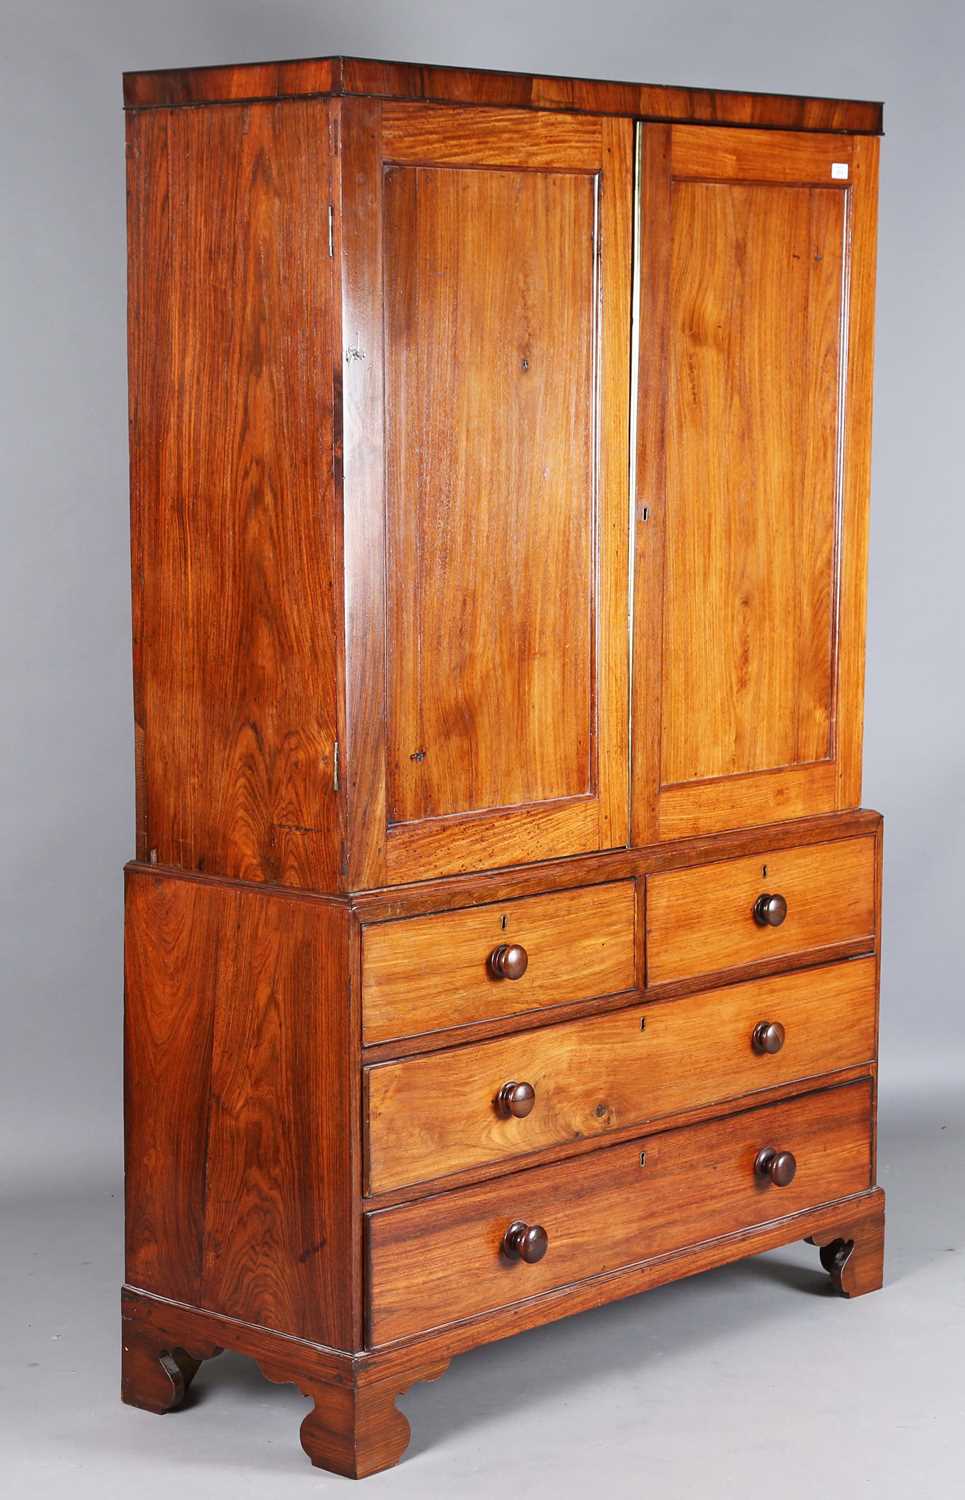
[332,739,340,792]
[327,203,334,258]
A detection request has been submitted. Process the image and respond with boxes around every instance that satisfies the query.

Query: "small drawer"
[367,1080,872,1344]
[646,836,875,987]
[365,957,877,1192]
[361,881,637,1044]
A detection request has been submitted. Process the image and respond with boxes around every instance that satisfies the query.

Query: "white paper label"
[831,162,849,180]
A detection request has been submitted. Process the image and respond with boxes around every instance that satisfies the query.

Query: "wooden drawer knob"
[502,1220,549,1263]
[754,1146,797,1187]
[489,942,529,980]
[752,1020,786,1055]
[753,892,788,927]
[496,1080,536,1118]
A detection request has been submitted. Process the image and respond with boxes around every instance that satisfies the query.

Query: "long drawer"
[365,957,877,1193]
[367,1080,873,1344]
[646,836,876,986]
[361,881,637,1044]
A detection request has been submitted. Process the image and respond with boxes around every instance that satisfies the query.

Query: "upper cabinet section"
[632,125,879,845]
[125,63,881,893]
[339,102,632,887]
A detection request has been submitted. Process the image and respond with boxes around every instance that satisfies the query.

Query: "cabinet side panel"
[124,869,216,1303]
[124,870,357,1348]
[126,101,343,890]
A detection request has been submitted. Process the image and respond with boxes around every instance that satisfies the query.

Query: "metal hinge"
[332,739,340,792]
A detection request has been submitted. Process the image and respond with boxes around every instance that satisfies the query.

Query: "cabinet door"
[633,126,879,843]
[340,101,632,886]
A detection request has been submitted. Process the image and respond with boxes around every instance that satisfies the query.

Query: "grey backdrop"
[2,3,963,1495]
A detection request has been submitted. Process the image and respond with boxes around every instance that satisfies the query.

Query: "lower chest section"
[359,820,880,1348]
[124,815,881,1355]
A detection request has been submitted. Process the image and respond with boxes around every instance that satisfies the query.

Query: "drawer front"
[362,882,637,1044]
[365,957,877,1192]
[367,1080,872,1344]
[646,836,875,986]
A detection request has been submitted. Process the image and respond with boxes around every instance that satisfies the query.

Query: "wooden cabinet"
[121,54,885,1482]
[127,100,878,892]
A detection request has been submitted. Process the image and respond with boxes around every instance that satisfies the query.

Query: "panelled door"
[632,125,879,843]
[340,100,633,887]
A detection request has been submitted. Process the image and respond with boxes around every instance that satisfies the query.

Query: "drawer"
[367,1080,872,1344]
[361,881,637,1044]
[646,836,875,987]
[365,957,877,1192]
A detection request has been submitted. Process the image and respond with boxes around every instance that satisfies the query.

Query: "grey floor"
[3,1077,962,1499]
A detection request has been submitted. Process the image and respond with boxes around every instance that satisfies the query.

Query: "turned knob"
[753,892,788,927]
[496,1080,537,1118]
[752,1020,786,1055]
[502,1220,549,1263]
[489,942,529,980]
[754,1146,797,1187]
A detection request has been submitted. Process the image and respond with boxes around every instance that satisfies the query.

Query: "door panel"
[341,101,632,886]
[662,178,842,786]
[384,165,596,823]
[632,126,878,843]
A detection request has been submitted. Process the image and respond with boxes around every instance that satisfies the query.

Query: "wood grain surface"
[661,177,843,785]
[383,163,595,822]
[124,868,357,1347]
[808,1197,885,1298]
[364,1063,875,1208]
[646,835,875,985]
[123,55,884,136]
[341,103,631,886]
[338,96,387,891]
[124,1187,885,1403]
[127,101,342,889]
[361,881,637,1044]
[351,807,882,922]
[367,1080,872,1343]
[634,124,879,842]
[670,123,855,181]
[365,957,877,1192]
[382,101,610,169]
[834,135,880,812]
